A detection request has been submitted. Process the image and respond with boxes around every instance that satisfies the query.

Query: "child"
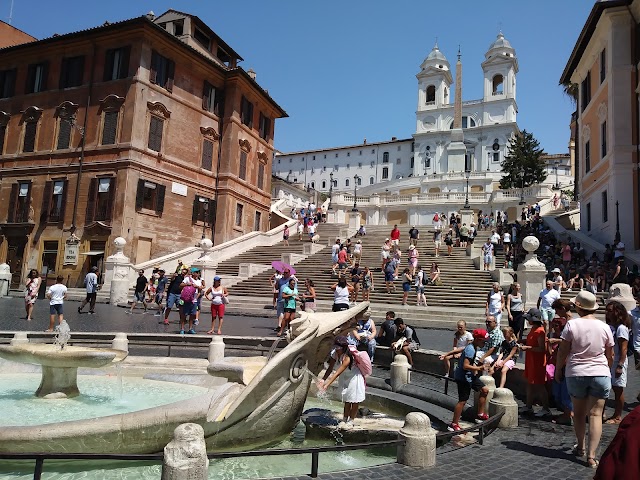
[439,320,473,376]
[493,327,519,388]
[448,329,490,432]
[46,275,67,332]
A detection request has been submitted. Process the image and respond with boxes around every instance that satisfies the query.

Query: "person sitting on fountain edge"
[376,311,396,348]
[448,328,491,432]
[391,318,419,367]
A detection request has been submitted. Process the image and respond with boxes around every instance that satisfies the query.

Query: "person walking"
[279,277,299,336]
[353,240,362,265]
[205,276,228,335]
[408,225,419,247]
[318,336,366,429]
[163,268,187,325]
[45,275,67,332]
[415,265,427,307]
[127,269,148,314]
[78,266,99,314]
[401,268,412,305]
[520,308,551,418]
[24,269,41,321]
[481,237,493,271]
[408,245,419,276]
[555,291,615,469]
[152,269,168,316]
[603,300,630,425]
[485,282,505,327]
[506,282,525,341]
[433,229,442,258]
[361,267,373,302]
[283,224,290,247]
[301,278,317,313]
[178,269,202,335]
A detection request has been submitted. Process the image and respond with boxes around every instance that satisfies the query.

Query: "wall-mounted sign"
[171,182,188,197]
[64,244,79,265]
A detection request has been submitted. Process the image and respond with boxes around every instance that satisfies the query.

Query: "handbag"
[222,295,230,305]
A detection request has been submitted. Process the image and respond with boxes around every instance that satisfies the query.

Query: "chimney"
[247,68,256,80]
[363,138,367,145]
[146,11,155,20]
[391,136,397,141]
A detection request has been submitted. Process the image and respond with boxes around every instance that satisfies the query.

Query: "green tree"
[499,130,547,189]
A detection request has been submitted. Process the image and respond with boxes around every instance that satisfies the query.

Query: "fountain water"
[53,320,71,349]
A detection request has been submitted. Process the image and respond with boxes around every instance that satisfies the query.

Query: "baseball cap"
[190,267,200,273]
[334,336,349,348]
[214,276,222,281]
[472,329,489,340]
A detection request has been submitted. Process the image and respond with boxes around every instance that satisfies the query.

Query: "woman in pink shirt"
[555,291,614,469]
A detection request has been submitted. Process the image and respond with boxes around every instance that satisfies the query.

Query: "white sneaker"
[535,408,552,418]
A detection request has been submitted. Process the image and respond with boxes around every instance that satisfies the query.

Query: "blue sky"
[4,0,593,155]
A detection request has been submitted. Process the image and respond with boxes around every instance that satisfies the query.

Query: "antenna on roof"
[8,0,14,24]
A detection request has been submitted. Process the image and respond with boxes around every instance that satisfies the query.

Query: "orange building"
[0,21,36,48]
[561,0,639,252]
[0,10,286,288]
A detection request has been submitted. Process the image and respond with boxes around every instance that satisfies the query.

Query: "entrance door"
[41,241,59,288]
[136,237,153,264]
[6,236,27,288]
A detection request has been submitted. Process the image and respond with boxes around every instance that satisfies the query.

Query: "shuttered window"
[239,151,247,180]
[148,116,164,152]
[59,56,85,89]
[192,195,215,224]
[135,179,166,215]
[240,96,253,128]
[0,125,6,154]
[26,62,48,94]
[254,211,261,231]
[86,177,115,223]
[102,111,118,145]
[57,119,72,149]
[41,180,67,223]
[259,113,271,140]
[150,51,175,92]
[235,203,243,227]
[23,121,37,152]
[8,181,31,223]
[202,81,223,115]
[257,164,265,190]
[201,139,214,170]
[104,47,130,81]
[0,69,16,98]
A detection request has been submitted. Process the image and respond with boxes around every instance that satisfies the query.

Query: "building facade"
[560,0,639,250]
[0,10,286,288]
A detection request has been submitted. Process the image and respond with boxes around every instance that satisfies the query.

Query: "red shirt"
[390,228,400,240]
[338,250,348,263]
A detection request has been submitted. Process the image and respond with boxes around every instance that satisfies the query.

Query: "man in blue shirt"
[275,268,297,331]
[448,328,490,432]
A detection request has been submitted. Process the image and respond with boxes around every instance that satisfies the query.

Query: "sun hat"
[472,328,489,340]
[606,283,637,311]
[552,268,561,273]
[409,245,415,250]
[570,290,599,312]
[523,308,543,322]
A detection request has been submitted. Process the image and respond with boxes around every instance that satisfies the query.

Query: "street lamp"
[201,200,209,240]
[554,160,560,189]
[328,172,334,211]
[463,169,471,209]
[518,166,526,205]
[352,174,360,212]
[615,200,620,242]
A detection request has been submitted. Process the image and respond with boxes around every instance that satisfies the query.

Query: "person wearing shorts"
[164,269,186,325]
[78,266,99,314]
[448,328,490,432]
[46,275,67,332]
[153,269,167,316]
[128,270,148,314]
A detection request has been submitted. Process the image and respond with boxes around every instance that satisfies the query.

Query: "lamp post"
[352,174,360,212]
[328,172,334,211]
[463,169,471,209]
[518,166,526,205]
[554,160,560,189]
[615,200,620,242]
[201,200,209,240]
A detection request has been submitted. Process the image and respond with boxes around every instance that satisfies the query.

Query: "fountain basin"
[0,344,127,398]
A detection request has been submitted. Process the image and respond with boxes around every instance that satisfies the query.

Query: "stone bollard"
[11,332,29,345]
[474,375,495,411]
[208,336,225,364]
[390,354,410,392]
[488,388,519,428]
[397,412,436,468]
[111,333,129,352]
[161,423,209,480]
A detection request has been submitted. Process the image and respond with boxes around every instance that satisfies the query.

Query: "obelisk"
[447,47,466,172]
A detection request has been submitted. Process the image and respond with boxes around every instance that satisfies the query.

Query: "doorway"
[136,237,153,264]
[6,236,27,288]
[41,241,59,288]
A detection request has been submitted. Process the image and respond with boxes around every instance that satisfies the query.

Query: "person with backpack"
[318,336,367,429]
[391,318,420,366]
[178,270,202,334]
[415,265,427,307]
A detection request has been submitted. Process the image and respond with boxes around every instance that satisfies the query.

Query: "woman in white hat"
[555,290,615,469]
[408,245,419,276]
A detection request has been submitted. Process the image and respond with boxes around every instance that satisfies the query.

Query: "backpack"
[384,260,395,274]
[347,345,372,377]
[408,325,421,346]
[180,285,196,302]
[421,271,429,286]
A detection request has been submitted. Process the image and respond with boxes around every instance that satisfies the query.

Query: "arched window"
[322,180,326,189]
[450,117,476,129]
[492,74,504,95]
[369,176,374,185]
[357,177,362,186]
[310,182,315,189]
[426,85,436,104]
[382,167,389,179]
[345,178,350,187]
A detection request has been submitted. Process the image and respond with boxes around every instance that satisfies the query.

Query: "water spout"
[53,321,71,350]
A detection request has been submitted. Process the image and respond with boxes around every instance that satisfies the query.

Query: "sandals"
[604,417,622,425]
[587,457,599,469]
[571,444,585,457]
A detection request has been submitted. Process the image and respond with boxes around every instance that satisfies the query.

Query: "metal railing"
[0,439,404,479]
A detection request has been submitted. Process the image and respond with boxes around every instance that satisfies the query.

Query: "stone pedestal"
[281,253,304,265]
[37,366,79,398]
[0,263,11,297]
[104,237,132,306]
[191,239,217,285]
[447,130,466,172]
[474,375,496,411]
[162,423,209,480]
[326,210,336,223]
[488,388,519,428]
[11,332,29,346]
[348,212,360,232]
[238,263,269,278]
[459,208,474,228]
[302,243,324,255]
[208,336,225,363]
[518,236,546,308]
[390,354,411,392]
[397,412,436,468]
[112,333,129,353]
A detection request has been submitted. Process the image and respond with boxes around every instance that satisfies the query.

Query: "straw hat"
[570,290,599,312]
[409,245,415,250]
[606,283,637,311]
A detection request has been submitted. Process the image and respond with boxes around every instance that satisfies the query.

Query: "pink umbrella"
[271,261,296,275]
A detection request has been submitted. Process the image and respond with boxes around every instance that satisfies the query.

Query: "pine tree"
[499,130,547,189]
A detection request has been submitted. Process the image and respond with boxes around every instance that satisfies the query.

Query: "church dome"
[485,32,516,59]
[420,44,450,71]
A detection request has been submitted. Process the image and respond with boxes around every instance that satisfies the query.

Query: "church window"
[600,49,606,84]
[335,153,338,158]
[492,74,504,95]
[347,152,350,156]
[410,158,414,168]
[311,181,315,189]
[382,167,389,179]
[322,181,326,189]
[359,150,362,155]
[426,85,436,104]
[358,162,362,168]
[425,157,431,168]
[371,149,375,153]
[369,176,374,185]
[323,166,326,172]
[370,161,374,167]
[396,158,401,164]
[444,87,449,104]
[492,152,500,162]
[357,177,362,186]
[345,179,350,187]
[382,152,389,163]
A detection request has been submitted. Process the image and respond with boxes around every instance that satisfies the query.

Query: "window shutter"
[135,179,145,211]
[258,164,265,190]
[104,49,115,81]
[74,56,85,86]
[23,122,37,152]
[59,58,68,89]
[201,139,213,170]
[57,119,72,149]
[148,116,163,152]
[7,183,18,223]
[59,179,68,223]
[40,181,52,222]
[26,64,36,94]
[102,111,118,145]
[166,60,175,92]
[85,178,97,223]
[105,177,116,222]
[215,88,224,116]
[207,199,216,224]
[155,184,166,215]
[40,62,49,91]
[150,51,158,84]
[202,81,210,111]
[120,46,130,79]
[21,182,32,222]
[192,196,200,223]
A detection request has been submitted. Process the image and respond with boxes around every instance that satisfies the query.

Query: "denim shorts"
[566,375,611,400]
[166,293,180,309]
[49,304,63,315]
[180,301,197,316]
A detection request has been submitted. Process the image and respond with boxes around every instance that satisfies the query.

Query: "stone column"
[488,388,519,428]
[208,336,225,363]
[112,333,129,352]
[474,375,496,411]
[11,332,29,345]
[517,236,546,308]
[191,239,217,286]
[162,423,209,480]
[390,354,410,392]
[103,237,132,306]
[459,208,474,228]
[0,263,11,297]
[397,412,436,468]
